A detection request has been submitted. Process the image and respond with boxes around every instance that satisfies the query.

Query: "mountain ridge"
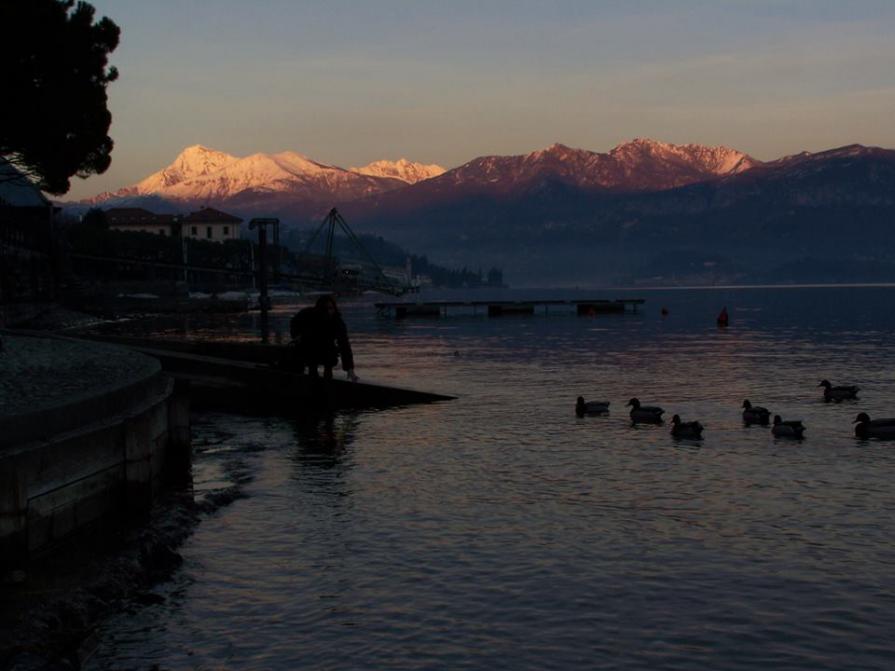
[82,147,446,206]
[344,141,895,285]
[66,139,895,286]
[80,138,757,208]
[349,158,445,183]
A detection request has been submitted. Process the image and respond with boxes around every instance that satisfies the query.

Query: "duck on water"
[671,415,703,439]
[853,412,895,439]
[742,399,771,425]
[772,415,806,439]
[576,397,610,417]
[819,380,859,402]
[626,398,664,424]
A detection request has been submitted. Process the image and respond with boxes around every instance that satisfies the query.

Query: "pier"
[375,298,645,318]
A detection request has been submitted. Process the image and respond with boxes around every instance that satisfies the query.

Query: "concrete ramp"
[78,337,456,413]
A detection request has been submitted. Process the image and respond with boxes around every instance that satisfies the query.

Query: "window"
[223,226,229,236]
[191,226,197,236]
[207,226,212,239]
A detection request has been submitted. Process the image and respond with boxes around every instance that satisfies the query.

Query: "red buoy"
[717,306,729,327]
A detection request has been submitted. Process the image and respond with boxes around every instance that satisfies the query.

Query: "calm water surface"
[87,287,895,670]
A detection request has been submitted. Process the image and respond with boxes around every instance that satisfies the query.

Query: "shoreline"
[0,464,247,671]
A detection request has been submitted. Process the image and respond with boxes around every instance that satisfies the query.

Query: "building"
[106,207,178,237]
[182,207,242,242]
[0,160,54,211]
[105,206,242,242]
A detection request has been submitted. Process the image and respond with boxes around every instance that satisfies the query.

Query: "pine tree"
[0,0,120,194]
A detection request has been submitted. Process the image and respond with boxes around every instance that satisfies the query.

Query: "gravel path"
[0,333,160,419]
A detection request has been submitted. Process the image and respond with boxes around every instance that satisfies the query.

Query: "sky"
[66,0,895,199]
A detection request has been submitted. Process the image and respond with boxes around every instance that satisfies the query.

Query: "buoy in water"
[717,306,729,327]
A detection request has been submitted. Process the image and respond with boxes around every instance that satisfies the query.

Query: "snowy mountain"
[83,145,410,207]
[350,158,445,184]
[138,145,240,192]
[84,139,750,209]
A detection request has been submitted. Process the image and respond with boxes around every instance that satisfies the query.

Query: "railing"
[0,208,57,305]
[0,207,53,255]
[66,252,408,295]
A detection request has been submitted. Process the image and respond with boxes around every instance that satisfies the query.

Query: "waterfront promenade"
[1,333,159,428]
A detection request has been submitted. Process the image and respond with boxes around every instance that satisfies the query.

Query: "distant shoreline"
[607,282,895,292]
[498,282,895,292]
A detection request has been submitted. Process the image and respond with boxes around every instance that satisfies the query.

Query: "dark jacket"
[290,306,354,371]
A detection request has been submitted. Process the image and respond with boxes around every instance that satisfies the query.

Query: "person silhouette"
[290,295,357,381]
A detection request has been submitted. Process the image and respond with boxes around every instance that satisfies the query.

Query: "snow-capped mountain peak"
[83,146,419,207]
[350,158,446,184]
[135,145,240,192]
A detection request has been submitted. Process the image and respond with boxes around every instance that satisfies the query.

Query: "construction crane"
[294,207,408,296]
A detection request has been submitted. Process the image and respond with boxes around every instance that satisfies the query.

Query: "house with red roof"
[106,207,178,237]
[105,206,243,243]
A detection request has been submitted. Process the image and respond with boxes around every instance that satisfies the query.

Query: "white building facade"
[181,207,242,242]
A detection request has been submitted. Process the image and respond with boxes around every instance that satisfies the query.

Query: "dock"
[375,298,645,318]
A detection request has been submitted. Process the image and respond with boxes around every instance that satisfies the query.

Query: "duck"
[852,412,895,439]
[772,415,806,439]
[818,379,859,402]
[626,398,664,424]
[671,414,704,439]
[576,396,610,417]
[742,399,771,425]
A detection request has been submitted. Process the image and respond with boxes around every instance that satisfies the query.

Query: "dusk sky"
[68,0,895,199]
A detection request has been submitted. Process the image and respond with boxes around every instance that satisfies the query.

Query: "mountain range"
[72,139,895,286]
[83,145,445,208]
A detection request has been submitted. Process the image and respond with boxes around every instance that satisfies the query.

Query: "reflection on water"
[85,287,895,671]
[291,412,358,472]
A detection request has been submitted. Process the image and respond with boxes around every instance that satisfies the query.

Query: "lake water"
[86,286,895,670]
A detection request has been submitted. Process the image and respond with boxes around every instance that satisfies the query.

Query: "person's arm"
[335,317,357,380]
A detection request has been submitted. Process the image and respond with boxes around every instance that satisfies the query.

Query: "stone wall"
[0,334,190,561]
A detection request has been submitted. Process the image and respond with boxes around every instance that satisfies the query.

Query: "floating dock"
[375,298,645,319]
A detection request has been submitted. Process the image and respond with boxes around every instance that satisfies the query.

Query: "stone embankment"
[0,478,248,670]
[0,331,207,669]
[0,332,189,560]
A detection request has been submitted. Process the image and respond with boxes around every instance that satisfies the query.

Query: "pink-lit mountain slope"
[83,145,445,207]
[349,139,758,218]
[82,140,754,216]
[350,158,445,184]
